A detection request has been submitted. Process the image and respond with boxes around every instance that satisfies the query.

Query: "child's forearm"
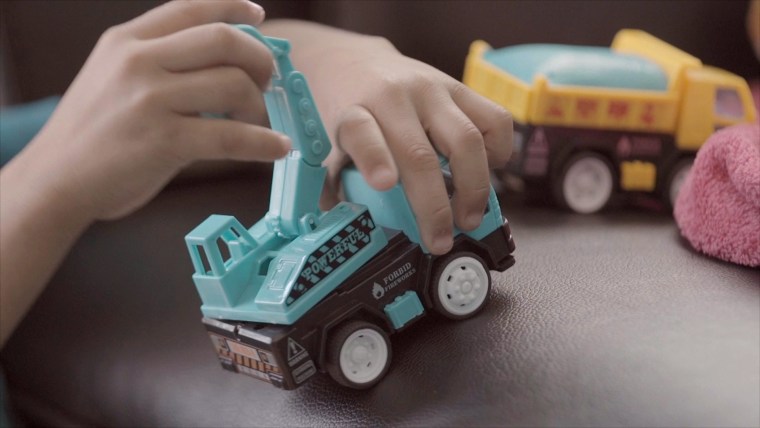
[261,19,397,72]
[259,19,398,118]
[0,147,93,347]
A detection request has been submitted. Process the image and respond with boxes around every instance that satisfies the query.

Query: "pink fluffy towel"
[674,123,760,267]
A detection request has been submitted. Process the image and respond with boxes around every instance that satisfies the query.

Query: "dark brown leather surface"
[3,167,758,427]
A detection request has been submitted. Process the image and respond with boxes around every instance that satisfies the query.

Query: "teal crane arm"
[236,25,332,238]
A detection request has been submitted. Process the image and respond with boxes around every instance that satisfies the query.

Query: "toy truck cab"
[611,29,757,152]
[340,159,508,250]
[677,66,757,150]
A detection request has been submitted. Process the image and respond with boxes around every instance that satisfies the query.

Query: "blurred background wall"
[1,0,756,105]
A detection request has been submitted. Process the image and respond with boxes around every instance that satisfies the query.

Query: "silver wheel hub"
[438,256,489,316]
[563,156,613,214]
[339,329,388,384]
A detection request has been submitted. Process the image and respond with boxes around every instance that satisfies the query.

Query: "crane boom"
[236,26,331,239]
[185,25,389,325]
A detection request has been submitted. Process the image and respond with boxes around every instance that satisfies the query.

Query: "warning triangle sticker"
[530,128,548,151]
[287,338,306,362]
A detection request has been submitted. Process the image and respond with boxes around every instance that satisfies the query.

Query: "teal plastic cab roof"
[483,44,668,91]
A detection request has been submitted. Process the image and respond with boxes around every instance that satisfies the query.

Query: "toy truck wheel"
[326,320,392,389]
[432,252,491,320]
[555,152,614,214]
[663,157,694,210]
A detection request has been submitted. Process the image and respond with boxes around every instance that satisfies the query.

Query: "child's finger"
[423,93,491,231]
[374,99,454,255]
[124,0,265,40]
[149,23,273,89]
[174,117,290,163]
[335,105,398,191]
[163,66,266,125]
[451,83,513,168]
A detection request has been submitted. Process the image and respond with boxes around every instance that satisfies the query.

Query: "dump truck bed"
[464,40,681,133]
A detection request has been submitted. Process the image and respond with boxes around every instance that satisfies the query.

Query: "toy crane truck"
[464,29,757,214]
[185,25,516,390]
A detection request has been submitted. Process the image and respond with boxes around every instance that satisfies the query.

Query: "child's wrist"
[2,144,95,236]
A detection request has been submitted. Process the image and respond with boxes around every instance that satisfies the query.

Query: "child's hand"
[19,0,290,222]
[265,22,513,254]
[325,53,513,254]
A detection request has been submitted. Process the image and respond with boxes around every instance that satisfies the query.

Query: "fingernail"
[465,213,482,230]
[370,167,397,189]
[249,2,266,22]
[432,232,453,254]
[279,135,292,153]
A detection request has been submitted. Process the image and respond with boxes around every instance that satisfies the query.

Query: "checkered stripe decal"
[288,212,375,305]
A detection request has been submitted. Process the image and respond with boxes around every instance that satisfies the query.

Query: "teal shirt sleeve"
[0,96,60,167]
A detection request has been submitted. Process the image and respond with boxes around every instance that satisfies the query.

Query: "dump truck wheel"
[326,320,391,389]
[663,157,694,210]
[431,252,491,320]
[555,152,614,214]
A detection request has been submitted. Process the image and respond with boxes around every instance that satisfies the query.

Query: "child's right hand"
[15,0,290,223]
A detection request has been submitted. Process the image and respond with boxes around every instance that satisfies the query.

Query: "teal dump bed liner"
[483,44,668,91]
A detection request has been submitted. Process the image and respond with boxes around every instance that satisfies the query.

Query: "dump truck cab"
[678,66,757,151]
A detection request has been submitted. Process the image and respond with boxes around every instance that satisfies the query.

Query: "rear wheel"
[554,152,614,214]
[663,157,694,210]
[326,320,391,389]
[431,252,491,320]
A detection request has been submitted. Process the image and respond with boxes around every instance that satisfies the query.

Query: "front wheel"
[431,252,491,320]
[554,152,615,214]
[326,320,391,389]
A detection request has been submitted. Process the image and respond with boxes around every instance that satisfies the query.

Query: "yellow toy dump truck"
[464,29,757,213]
